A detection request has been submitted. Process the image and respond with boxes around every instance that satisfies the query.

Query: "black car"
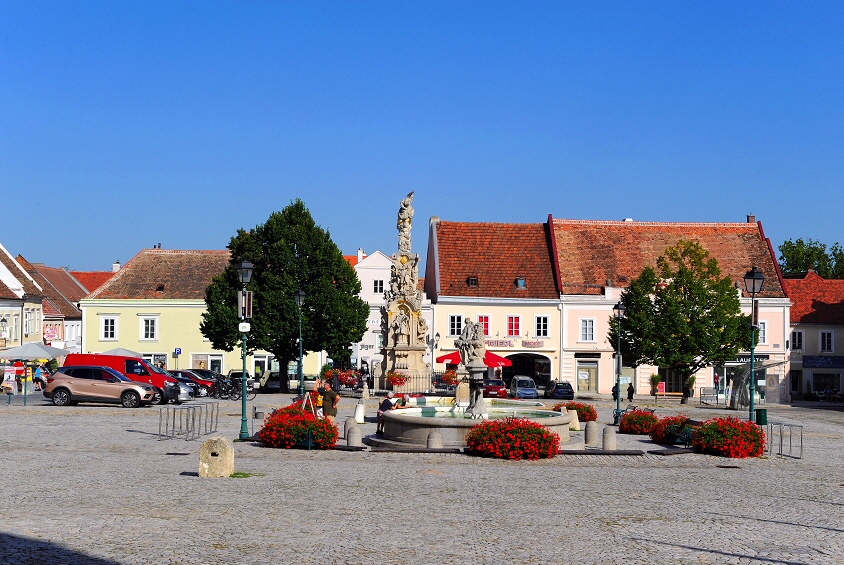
[544,381,575,400]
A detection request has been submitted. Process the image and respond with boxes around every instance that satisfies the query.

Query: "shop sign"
[802,355,844,369]
[522,340,544,348]
[732,354,769,364]
[485,339,514,347]
[574,352,601,359]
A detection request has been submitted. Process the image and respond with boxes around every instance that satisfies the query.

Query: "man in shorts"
[319,380,340,424]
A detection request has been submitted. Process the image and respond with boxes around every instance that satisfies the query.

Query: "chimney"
[747,214,756,223]
[357,248,366,262]
[622,218,634,222]
[112,260,121,272]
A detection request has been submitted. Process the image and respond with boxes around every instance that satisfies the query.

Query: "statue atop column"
[397,192,414,255]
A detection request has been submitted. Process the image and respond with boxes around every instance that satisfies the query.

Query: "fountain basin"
[379,404,582,449]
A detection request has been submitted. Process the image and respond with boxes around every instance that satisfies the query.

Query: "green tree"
[200,200,369,377]
[778,238,844,278]
[609,240,753,404]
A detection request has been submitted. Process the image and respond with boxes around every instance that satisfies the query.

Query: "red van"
[64,354,180,404]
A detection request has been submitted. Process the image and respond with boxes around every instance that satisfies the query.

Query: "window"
[448,315,463,336]
[477,315,489,336]
[515,277,526,288]
[535,316,549,338]
[791,330,804,351]
[467,276,478,288]
[580,319,595,341]
[24,309,33,335]
[821,331,834,353]
[140,316,158,341]
[757,321,767,344]
[507,316,520,337]
[100,316,117,340]
[373,280,384,294]
[376,333,384,349]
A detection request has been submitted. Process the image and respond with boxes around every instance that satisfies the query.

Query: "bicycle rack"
[158,402,220,441]
[767,422,803,459]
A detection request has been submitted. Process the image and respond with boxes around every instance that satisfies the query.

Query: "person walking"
[319,380,339,424]
[627,383,634,403]
[611,383,619,401]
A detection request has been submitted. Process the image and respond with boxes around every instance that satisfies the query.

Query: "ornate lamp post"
[236,259,253,440]
[294,289,306,396]
[0,316,7,346]
[430,331,440,385]
[743,266,765,423]
[612,301,626,425]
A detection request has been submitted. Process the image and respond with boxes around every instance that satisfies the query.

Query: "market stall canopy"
[436,350,512,367]
[101,347,142,357]
[0,342,70,360]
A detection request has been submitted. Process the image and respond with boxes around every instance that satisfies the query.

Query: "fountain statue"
[456,319,488,418]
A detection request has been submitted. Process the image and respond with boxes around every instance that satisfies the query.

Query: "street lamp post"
[612,301,626,425]
[430,331,440,387]
[743,266,765,424]
[236,259,253,440]
[294,289,306,396]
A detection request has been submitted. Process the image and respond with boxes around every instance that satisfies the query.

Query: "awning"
[435,350,512,367]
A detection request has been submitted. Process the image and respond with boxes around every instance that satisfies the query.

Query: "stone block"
[199,436,234,478]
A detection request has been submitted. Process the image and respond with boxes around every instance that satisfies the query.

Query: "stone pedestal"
[199,437,235,478]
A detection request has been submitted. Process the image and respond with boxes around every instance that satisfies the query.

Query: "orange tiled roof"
[782,271,844,324]
[88,249,231,300]
[41,298,64,318]
[431,221,558,299]
[0,248,41,296]
[71,271,115,294]
[550,218,786,298]
[25,269,81,319]
[344,255,359,267]
[0,279,17,300]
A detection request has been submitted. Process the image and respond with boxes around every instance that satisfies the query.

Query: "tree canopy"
[609,240,752,399]
[200,199,369,371]
[778,238,844,279]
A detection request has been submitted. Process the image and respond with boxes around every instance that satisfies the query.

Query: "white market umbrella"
[100,347,142,357]
[0,342,70,360]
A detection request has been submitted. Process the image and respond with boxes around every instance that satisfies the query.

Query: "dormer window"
[467,276,478,288]
[515,277,526,289]
[156,284,165,292]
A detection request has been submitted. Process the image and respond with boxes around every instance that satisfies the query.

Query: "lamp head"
[236,259,254,285]
[293,288,306,308]
[612,301,626,318]
[743,266,765,295]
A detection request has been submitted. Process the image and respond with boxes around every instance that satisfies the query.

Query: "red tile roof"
[782,271,844,324]
[344,255,359,267]
[550,218,786,298]
[71,271,115,294]
[41,298,63,318]
[88,249,230,300]
[0,279,17,300]
[428,221,559,300]
[0,247,41,296]
[25,269,81,319]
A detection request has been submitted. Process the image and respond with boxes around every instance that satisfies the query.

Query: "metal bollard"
[602,426,617,450]
[584,421,599,447]
[353,400,366,424]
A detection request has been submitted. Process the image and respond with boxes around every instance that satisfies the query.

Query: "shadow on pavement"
[0,532,124,565]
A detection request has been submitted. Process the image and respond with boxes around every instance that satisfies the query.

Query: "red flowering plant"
[386,370,408,387]
[465,417,560,461]
[256,404,338,449]
[440,370,460,386]
[691,417,766,458]
[336,370,360,388]
[619,410,659,435]
[650,414,695,444]
[552,401,598,422]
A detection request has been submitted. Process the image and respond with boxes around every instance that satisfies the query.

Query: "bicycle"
[227,377,257,401]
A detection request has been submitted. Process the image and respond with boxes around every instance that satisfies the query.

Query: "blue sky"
[3,2,843,272]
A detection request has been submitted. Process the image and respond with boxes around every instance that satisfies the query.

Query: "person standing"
[627,383,634,403]
[611,383,619,402]
[319,380,339,424]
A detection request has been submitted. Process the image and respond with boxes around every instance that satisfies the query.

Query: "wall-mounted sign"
[574,352,601,359]
[522,340,544,348]
[485,339,514,347]
[732,354,770,364]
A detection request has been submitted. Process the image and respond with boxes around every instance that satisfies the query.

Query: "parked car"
[544,381,575,400]
[510,376,539,399]
[259,371,282,393]
[164,371,200,401]
[187,368,225,383]
[483,379,507,398]
[170,370,216,397]
[64,354,180,404]
[43,366,157,408]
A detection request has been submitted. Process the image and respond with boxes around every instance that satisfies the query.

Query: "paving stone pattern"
[1,395,842,565]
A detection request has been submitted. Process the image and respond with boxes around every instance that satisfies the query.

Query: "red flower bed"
[386,370,408,387]
[553,401,598,422]
[440,370,460,386]
[466,417,560,461]
[619,410,659,435]
[256,405,338,449]
[650,414,692,444]
[691,417,766,458]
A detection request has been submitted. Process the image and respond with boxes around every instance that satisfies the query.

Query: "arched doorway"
[502,353,552,388]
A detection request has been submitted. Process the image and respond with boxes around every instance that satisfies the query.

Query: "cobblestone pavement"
[1,394,842,565]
